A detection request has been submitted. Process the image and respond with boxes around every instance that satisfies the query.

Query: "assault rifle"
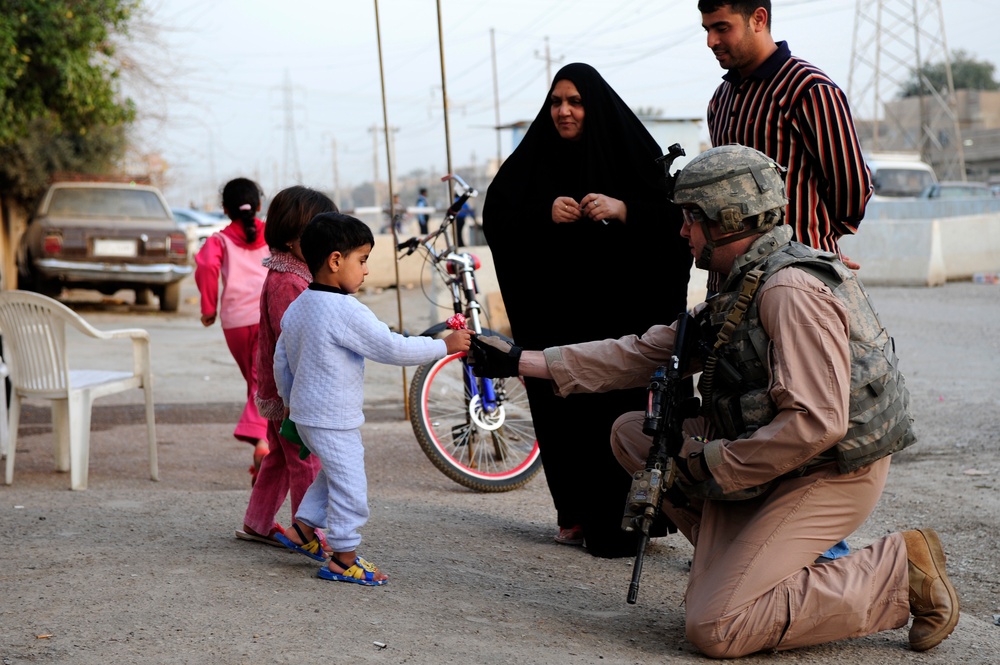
[623,312,701,605]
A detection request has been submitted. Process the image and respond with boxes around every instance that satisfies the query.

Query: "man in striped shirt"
[700,0,872,287]
[699,0,867,565]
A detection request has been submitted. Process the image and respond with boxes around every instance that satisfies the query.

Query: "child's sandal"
[317,556,387,586]
[273,523,328,562]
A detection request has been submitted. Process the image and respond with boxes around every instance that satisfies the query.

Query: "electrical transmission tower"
[847,0,966,180]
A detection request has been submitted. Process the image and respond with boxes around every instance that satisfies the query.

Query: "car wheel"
[22,263,62,298]
[159,282,181,312]
[135,287,154,306]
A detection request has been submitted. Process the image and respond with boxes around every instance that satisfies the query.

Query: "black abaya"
[482,63,693,557]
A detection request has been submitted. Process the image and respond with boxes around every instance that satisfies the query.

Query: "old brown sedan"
[17,181,192,311]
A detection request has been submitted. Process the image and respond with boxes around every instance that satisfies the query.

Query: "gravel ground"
[1,278,998,664]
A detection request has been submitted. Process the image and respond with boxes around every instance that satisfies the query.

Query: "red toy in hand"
[446,313,467,330]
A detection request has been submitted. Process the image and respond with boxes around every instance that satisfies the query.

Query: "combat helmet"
[673,144,787,233]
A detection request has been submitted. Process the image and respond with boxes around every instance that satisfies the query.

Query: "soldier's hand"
[682,415,713,440]
[468,335,522,378]
[675,436,711,483]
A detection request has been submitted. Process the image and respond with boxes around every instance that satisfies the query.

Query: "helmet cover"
[672,144,788,234]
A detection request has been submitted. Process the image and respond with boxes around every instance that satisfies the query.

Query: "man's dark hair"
[300,212,375,277]
[698,0,772,29]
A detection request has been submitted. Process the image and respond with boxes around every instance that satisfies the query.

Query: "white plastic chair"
[0,290,157,490]
[0,357,8,459]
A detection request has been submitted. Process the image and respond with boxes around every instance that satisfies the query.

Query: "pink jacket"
[195,220,269,329]
[254,251,312,420]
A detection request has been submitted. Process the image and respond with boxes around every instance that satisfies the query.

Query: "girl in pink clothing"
[236,186,337,546]
[195,177,270,483]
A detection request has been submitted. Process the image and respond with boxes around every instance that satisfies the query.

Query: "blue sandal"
[317,556,387,586]
[274,523,327,562]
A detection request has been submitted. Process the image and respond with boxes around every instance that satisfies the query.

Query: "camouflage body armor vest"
[696,231,916,476]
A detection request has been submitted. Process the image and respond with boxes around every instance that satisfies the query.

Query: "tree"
[0,0,139,287]
[900,50,1000,98]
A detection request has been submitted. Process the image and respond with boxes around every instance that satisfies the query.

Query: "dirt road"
[1,279,998,664]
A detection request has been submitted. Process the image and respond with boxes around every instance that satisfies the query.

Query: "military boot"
[902,528,959,651]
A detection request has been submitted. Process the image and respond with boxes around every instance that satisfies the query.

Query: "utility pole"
[491,28,502,168]
[367,125,399,209]
[330,136,340,208]
[847,0,965,180]
[368,124,380,209]
[282,68,303,185]
[535,36,563,86]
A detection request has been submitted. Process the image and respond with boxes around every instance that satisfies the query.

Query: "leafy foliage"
[0,0,138,205]
[901,50,1000,98]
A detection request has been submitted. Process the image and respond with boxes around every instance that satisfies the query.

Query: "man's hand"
[468,335,522,378]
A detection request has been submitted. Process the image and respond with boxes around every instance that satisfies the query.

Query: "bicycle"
[397,174,542,492]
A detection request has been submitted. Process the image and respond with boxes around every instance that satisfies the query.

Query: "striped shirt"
[707,41,872,256]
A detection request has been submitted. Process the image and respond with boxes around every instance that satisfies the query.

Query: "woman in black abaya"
[482,63,692,557]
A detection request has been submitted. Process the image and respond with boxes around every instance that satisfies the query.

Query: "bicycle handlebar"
[441,173,475,195]
[396,236,421,254]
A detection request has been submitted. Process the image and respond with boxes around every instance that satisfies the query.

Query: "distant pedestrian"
[235,186,337,548]
[195,177,270,483]
[415,187,430,235]
[383,193,407,235]
[454,197,474,247]
[272,212,472,584]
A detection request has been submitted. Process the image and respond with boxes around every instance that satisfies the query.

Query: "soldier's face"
[680,208,709,262]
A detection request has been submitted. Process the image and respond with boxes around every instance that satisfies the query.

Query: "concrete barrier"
[840,213,1000,286]
[937,214,1000,280]
[839,219,946,286]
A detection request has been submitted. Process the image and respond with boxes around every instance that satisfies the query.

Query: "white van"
[866,152,938,199]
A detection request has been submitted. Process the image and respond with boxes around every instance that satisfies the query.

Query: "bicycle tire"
[409,341,541,492]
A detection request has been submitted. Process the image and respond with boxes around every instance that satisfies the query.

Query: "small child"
[273,212,472,585]
[235,186,337,548]
[195,178,270,483]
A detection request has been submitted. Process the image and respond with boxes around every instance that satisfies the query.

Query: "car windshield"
[873,169,937,197]
[47,188,171,219]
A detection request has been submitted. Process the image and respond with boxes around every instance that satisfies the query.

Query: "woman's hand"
[551,196,583,223]
[580,193,626,223]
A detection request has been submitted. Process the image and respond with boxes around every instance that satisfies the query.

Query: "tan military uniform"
[542,266,912,657]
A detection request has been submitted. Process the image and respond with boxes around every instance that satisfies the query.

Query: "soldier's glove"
[468,335,522,378]
[675,435,711,484]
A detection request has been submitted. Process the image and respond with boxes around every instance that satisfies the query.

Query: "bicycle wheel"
[409,350,541,492]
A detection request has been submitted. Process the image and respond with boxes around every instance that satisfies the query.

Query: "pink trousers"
[223,324,268,443]
[243,419,322,535]
[611,411,911,657]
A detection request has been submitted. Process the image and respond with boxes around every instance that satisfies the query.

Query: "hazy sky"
[128,0,1000,207]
